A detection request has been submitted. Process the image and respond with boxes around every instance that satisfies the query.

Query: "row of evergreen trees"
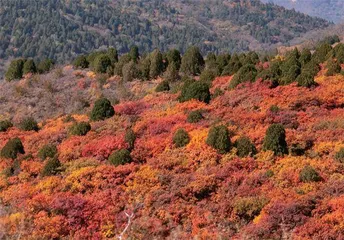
[6,39,344,94]
[5,58,54,81]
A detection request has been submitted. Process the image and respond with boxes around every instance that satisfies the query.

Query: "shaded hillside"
[0,0,330,65]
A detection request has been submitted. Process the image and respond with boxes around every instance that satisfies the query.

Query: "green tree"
[200,69,216,84]
[129,45,139,63]
[73,55,89,69]
[107,47,118,64]
[41,157,61,176]
[0,120,13,132]
[19,117,39,131]
[122,61,138,82]
[155,80,170,92]
[23,59,37,75]
[187,110,204,123]
[37,59,54,74]
[222,54,242,76]
[299,48,312,66]
[90,98,115,121]
[326,58,341,76]
[5,59,25,81]
[138,56,151,80]
[166,49,181,70]
[299,165,321,182]
[296,71,316,88]
[108,149,132,166]
[114,54,132,76]
[1,138,25,159]
[313,43,332,63]
[149,49,164,79]
[181,46,205,75]
[93,54,112,73]
[173,128,190,148]
[125,129,136,151]
[69,122,91,136]
[262,124,288,156]
[216,53,231,74]
[335,148,344,163]
[234,136,257,157]
[206,125,231,153]
[163,61,179,82]
[179,81,210,104]
[38,144,58,160]
[229,64,257,89]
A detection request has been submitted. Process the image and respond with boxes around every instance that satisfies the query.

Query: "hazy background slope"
[261,0,344,23]
[0,0,330,65]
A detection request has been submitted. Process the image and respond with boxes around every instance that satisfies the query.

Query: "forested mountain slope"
[0,0,330,64]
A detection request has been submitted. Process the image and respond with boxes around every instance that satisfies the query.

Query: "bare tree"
[117,203,143,240]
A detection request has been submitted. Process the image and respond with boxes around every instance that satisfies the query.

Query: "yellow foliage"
[126,165,161,204]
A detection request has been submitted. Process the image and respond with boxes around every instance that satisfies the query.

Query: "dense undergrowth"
[0,40,344,239]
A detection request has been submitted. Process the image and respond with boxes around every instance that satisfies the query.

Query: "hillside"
[1,40,344,238]
[0,0,330,66]
[262,0,344,23]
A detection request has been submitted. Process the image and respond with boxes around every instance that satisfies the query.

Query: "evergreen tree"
[122,61,138,82]
[163,61,179,82]
[5,59,25,81]
[1,138,25,159]
[138,56,151,81]
[41,157,61,176]
[234,136,257,157]
[108,149,132,166]
[296,71,316,88]
[206,125,231,154]
[222,54,242,76]
[37,59,54,74]
[19,117,39,131]
[73,55,89,69]
[326,58,341,76]
[299,48,312,66]
[23,59,37,75]
[149,49,164,79]
[129,45,139,63]
[173,128,190,148]
[229,64,257,89]
[179,81,210,104]
[93,54,112,73]
[166,49,181,70]
[262,124,288,156]
[155,80,170,92]
[107,47,118,64]
[180,46,205,75]
[90,98,115,121]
